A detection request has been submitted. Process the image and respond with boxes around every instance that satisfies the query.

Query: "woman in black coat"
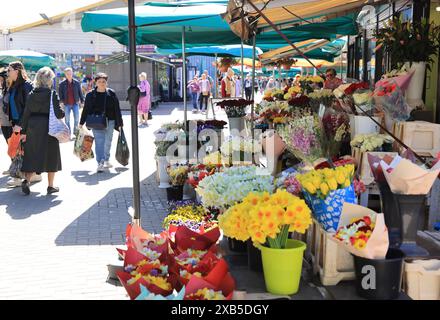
[21,67,65,195]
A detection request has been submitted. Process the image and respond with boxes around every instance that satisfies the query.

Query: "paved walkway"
[0,102,224,299]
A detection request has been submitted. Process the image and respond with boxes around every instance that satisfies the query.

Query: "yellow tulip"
[303,182,317,194]
[343,179,351,188]
[311,176,322,188]
[335,172,345,185]
[327,178,338,191]
[320,182,330,196]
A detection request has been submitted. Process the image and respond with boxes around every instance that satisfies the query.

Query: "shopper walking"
[187,76,200,113]
[4,61,42,187]
[0,69,12,144]
[59,67,84,138]
[20,67,64,195]
[137,72,151,126]
[79,73,123,173]
[221,68,236,98]
[199,73,211,114]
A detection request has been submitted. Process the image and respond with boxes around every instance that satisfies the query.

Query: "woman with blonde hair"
[20,67,65,195]
[137,72,151,126]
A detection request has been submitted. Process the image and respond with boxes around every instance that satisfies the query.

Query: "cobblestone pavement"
[0,102,223,299]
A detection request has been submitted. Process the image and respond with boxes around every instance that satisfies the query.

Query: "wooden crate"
[305,220,355,286]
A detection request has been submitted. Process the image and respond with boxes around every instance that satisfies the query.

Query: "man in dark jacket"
[58,68,84,137]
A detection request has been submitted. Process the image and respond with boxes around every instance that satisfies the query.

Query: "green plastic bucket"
[259,239,306,295]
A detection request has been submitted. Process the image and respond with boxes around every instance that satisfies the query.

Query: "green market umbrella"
[0,50,56,70]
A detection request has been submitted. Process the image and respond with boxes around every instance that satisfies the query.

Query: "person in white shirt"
[199,73,211,113]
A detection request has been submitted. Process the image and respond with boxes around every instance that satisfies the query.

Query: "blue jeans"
[92,120,115,164]
[191,92,198,110]
[64,103,79,135]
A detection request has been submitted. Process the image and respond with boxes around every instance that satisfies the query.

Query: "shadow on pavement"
[0,185,62,220]
[71,170,124,186]
[54,172,168,246]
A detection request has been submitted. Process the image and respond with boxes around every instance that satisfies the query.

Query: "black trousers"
[1,126,12,143]
[199,94,209,111]
[245,88,252,100]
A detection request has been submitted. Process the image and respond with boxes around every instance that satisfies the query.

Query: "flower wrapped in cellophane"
[332,203,389,259]
[296,164,357,232]
[277,113,324,166]
[373,79,411,122]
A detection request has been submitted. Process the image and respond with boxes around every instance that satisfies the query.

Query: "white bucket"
[349,115,381,138]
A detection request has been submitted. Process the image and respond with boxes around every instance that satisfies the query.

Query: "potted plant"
[374,15,440,107]
[217,57,238,73]
[218,189,312,294]
[166,165,190,201]
[215,98,253,134]
[278,57,297,70]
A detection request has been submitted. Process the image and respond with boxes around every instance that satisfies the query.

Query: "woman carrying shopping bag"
[20,67,65,195]
[79,73,123,173]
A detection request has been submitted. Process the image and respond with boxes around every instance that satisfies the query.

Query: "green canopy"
[297,39,346,62]
[0,50,56,70]
[81,3,357,50]
[81,2,240,49]
[157,44,263,58]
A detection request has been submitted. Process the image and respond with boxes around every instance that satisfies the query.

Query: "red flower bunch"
[375,81,397,97]
[288,95,310,108]
[344,82,369,95]
[263,96,275,102]
[187,164,221,188]
[215,98,253,108]
[354,178,366,196]
[322,112,348,137]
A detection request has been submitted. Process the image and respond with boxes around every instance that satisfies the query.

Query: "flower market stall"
[100,0,440,301]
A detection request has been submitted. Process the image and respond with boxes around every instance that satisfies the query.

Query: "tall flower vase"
[157,156,170,189]
[392,193,429,257]
[405,62,426,108]
[261,130,286,176]
[228,117,244,135]
[378,183,402,248]
[258,240,306,295]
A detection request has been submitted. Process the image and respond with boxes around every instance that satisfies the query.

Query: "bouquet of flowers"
[270,89,286,101]
[167,165,190,186]
[220,136,261,165]
[187,163,223,188]
[196,166,274,210]
[283,86,301,100]
[277,114,324,166]
[321,108,350,159]
[216,99,253,118]
[202,151,229,167]
[375,66,413,94]
[219,189,312,248]
[258,101,292,125]
[350,133,394,152]
[299,75,324,94]
[373,79,411,121]
[288,95,311,109]
[333,203,389,259]
[296,164,357,232]
[163,202,209,231]
[306,89,335,111]
[333,82,370,114]
[195,120,227,134]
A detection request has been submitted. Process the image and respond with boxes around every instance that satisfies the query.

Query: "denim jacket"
[59,78,84,105]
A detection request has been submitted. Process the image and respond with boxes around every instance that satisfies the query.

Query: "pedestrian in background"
[59,67,84,138]
[4,61,42,187]
[187,76,200,113]
[199,73,211,114]
[244,74,252,101]
[137,72,151,126]
[234,75,242,98]
[0,69,12,144]
[20,67,64,195]
[79,73,123,173]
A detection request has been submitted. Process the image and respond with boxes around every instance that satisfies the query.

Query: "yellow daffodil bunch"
[219,190,312,249]
[296,164,355,199]
[299,75,324,83]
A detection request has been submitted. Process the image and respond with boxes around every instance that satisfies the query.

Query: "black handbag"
[86,91,108,130]
[140,91,147,97]
[148,111,152,120]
